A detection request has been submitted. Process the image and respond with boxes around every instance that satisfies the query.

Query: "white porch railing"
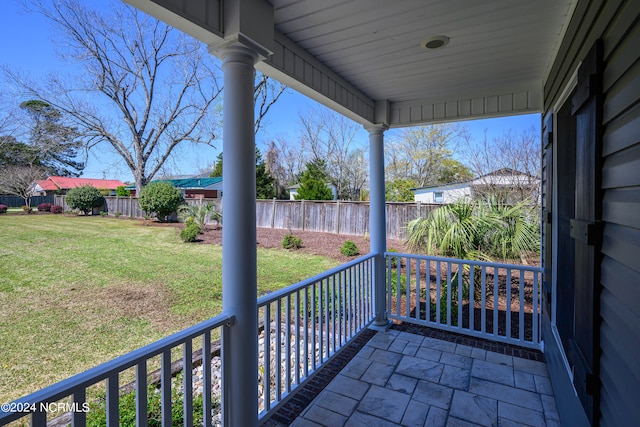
[0,253,541,426]
[257,254,375,419]
[386,252,542,350]
[0,255,375,427]
[0,313,234,427]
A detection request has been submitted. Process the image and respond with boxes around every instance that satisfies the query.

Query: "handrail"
[385,252,542,350]
[257,254,375,418]
[0,312,234,425]
[386,251,542,272]
[257,253,375,307]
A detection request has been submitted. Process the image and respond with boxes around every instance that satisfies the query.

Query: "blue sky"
[0,0,540,183]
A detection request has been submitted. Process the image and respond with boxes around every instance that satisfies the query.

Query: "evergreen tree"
[209,149,276,198]
[20,100,84,176]
[256,150,276,199]
[295,159,333,200]
[0,136,40,167]
[210,152,223,178]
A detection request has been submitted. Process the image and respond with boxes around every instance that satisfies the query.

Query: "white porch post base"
[218,45,259,427]
[366,124,389,327]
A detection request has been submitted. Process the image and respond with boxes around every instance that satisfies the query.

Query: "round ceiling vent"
[420,35,450,50]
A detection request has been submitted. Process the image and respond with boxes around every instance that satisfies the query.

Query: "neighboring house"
[412,168,540,204]
[128,177,223,199]
[288,183,338,200]
[412,182,471,204]
[32,176,126,196]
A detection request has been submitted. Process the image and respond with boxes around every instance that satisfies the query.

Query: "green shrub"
[65,185,105,215]
[340,240,359,256]
[389,272,407,295]
[114,211,122,218]
[139,182,184,222]
[387,248,399,268]
[115,186,130,197]
[87,372,206,427]
[180,223,201,242]
[282,233,302,249]
[100,211,108,217]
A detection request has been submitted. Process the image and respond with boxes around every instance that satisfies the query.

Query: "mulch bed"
[142,220,408,263]
[141,220,538,343]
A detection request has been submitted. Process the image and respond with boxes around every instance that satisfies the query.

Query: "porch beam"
[388,88,542,127]
[366,124,390,328]
[217,44,259,426]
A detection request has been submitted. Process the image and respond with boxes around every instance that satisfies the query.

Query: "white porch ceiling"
[127,0,576,126]
[272,0,568,102]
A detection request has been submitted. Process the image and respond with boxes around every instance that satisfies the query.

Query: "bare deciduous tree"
[264,135,308,195]
[384,123,468,188]
[297,106,365,199]
[343,147,369,200]
[464,126,541,205]
[0,165,47,209]
[8,0,222,193]
[10,0,285,193]
[254,74,287,134]
[0,91,19,145]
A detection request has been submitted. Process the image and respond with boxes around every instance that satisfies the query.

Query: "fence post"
[416,201,422,219]
[335,200,341,234]
[301,200,305,231]
[271,197,276,228]
[129,196,133,218]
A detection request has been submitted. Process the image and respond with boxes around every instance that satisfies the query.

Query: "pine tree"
[295,159,333,200]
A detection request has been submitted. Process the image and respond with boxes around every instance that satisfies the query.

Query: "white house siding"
[412,171,538,204]
[413,186,471,204]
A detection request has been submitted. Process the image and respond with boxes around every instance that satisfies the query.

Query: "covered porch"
[2,0,639,426]
[268,326,556,426]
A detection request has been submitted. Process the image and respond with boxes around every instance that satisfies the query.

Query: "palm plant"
[406,200,493,261]
[481,197,540,261]
[406,198,539,261]
[178,202,216,230]
[405,199,540,323]
[406,200,492,320]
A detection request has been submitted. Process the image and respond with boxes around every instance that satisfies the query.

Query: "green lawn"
[0,215,339,403]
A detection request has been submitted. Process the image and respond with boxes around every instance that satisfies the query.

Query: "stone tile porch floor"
[264,325,559,427]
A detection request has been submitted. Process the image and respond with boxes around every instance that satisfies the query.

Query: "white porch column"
[219,45,259,426]
[366,124,390,327]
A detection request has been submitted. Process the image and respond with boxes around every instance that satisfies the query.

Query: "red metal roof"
[38,176,126,191]
[36,179,60,191]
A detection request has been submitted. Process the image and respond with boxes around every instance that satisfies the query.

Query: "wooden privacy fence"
[53,195,222,221]
[2,195,54,207]
[53,196,438,240]
[254,200,438,240]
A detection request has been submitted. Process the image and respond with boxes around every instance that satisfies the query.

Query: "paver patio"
[284,328,559,427]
